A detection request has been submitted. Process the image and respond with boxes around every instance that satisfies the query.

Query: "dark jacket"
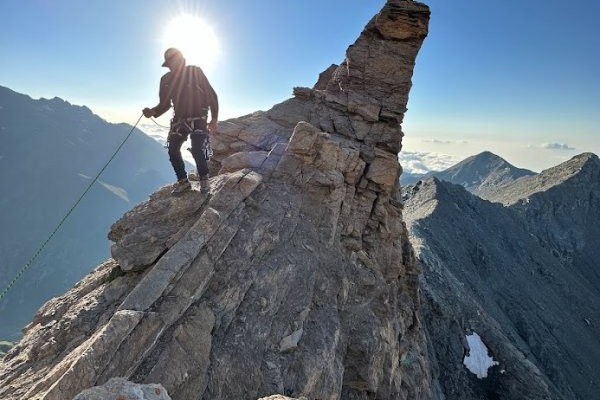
[151,65,218,122]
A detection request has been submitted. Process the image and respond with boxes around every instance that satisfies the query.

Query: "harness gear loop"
[187,131,212,161]
[167,115,209,151]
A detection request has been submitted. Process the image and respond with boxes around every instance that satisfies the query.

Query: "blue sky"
[1,0,598,171]
[405,0,600,171]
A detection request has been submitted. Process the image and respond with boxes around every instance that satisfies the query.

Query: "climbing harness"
[165,117,206,149]
[167,116,212,161]
[172,115,207,133]
[0,114,144,303]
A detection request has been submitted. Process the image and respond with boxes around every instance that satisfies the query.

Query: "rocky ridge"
[403,153,600,399]
[0,2,433,399]
[487,152,600,300]
[485,152,599,205]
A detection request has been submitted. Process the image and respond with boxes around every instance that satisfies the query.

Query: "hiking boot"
[199,176,210,192]
[171,178,191,194]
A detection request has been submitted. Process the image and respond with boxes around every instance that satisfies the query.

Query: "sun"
[162,14,219,72]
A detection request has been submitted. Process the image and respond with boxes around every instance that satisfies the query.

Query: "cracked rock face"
[0,1,431,399]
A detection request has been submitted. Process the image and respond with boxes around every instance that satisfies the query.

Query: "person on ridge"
[143,47,218,193]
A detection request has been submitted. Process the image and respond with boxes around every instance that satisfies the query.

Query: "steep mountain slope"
[0,2,434,399]
[0,86,174,340]
[403,159,600,399]
[487,152,600,296]
[407,151,536,197]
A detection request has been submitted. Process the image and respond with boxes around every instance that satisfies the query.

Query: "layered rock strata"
[0,1,432,399]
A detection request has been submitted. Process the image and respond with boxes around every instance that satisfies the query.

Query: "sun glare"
[163,15,219,73]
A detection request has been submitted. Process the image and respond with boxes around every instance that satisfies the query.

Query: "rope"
[150,117,170,129]
[0,114,144,303]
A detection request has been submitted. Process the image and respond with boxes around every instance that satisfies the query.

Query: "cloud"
[422,138,468,145]
[138,123,169,145]
[399,151,461,175]
[139,122,169,136]
[138,123,198,165]
[422,138,451,144]
[541,142,576,150]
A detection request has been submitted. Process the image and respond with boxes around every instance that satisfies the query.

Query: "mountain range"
[403,152,600,399]
[0,85,174,340]
[1,0,599,398]
[401,151,536,198]
[3,82,598,398]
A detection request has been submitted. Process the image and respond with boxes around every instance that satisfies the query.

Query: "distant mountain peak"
[565,152,599,168]
[46,96,67,103]
[540,151,597,178]
[548,152,600,180]
[425,150,535,199]
[485,152,599,206]
[453,150,516,169]
[469,150,499,159]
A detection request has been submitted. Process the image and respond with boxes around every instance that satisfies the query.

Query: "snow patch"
[463,332,499,378]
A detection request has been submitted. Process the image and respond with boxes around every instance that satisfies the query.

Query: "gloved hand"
[143,107,155,118]
[208,119,217,135]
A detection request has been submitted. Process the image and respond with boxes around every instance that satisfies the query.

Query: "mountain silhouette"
[0,85,174,340]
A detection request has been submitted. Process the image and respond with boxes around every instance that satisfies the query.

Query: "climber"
[143,47,219,193]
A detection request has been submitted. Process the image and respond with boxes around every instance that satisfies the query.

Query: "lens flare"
[163,14,219,72]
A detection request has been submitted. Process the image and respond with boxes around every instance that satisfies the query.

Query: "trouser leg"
[168,133,187,180]
[190,131,209,177]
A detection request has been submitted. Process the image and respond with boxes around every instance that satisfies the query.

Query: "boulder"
[73,378,171,400]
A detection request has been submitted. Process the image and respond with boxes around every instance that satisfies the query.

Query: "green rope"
[0,114,144,303]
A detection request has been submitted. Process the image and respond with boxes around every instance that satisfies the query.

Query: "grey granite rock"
[73,378,171,400]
